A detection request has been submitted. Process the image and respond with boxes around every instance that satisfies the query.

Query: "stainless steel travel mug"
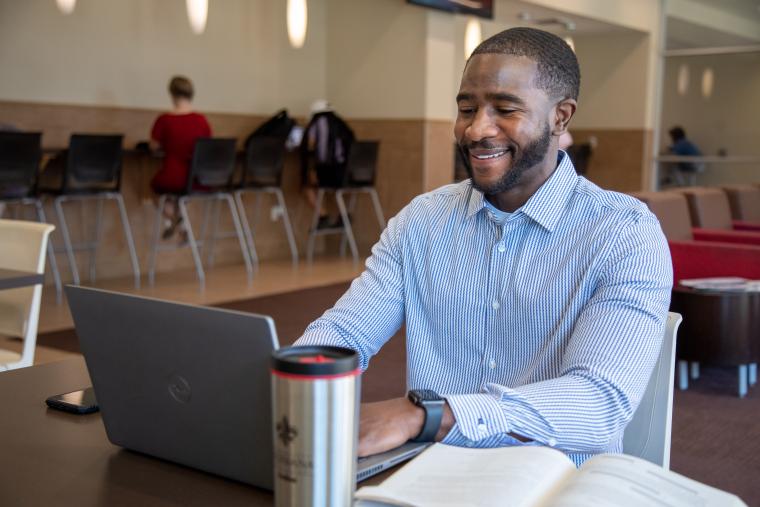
[271,346,360,507]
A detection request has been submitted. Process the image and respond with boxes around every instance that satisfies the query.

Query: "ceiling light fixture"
[701,67,714,98]
[56,0,76,15]
[287,0,308,49]
[186,0,208,35]
[464,18,482,60]
[677,64,690,96]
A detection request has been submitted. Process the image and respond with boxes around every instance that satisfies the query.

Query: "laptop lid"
[66,285,279,490]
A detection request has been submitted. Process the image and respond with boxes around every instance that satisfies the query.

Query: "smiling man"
[295,28,672,466]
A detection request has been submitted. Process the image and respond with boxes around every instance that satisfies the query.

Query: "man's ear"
[553,98,577,136]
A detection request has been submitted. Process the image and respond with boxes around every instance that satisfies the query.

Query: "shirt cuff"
[442,392,512,442]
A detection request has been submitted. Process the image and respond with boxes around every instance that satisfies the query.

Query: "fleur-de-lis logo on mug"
[277,416,298,446]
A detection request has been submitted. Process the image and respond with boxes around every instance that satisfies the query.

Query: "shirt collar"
[465,150,579,232]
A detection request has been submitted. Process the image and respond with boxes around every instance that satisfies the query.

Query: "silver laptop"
[65,286,428,490]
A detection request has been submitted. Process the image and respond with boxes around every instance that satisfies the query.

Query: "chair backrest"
[721,184,760,222]
[630,191,694,242]
[677,187,733,230]
[65,134,124,192]
[0,131,42,199]
[345,140,379,187]
[188,137,238,192]
[622,312,682,469]
[242,136,286,188]
[0,219,55,370]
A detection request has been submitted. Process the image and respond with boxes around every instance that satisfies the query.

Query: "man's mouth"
[471,150,509,160]
[468,147,513,162]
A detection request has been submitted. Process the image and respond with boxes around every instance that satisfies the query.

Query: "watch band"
[408,390,444,443]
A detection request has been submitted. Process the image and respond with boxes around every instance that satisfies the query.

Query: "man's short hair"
[168,76,194,100]
[471,27,580,101]
[669,126,685,141]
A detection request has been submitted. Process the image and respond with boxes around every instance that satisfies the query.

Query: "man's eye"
[458,107,475,115]
[497,108,516,115]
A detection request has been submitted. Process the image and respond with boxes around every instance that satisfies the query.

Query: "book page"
[355,444,576,507]
[545,454,746,507]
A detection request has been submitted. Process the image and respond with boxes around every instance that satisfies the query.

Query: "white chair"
[622,312,682,469]
[0,219,55,371]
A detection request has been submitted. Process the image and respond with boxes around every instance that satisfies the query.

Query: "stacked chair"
[633,190,760,397]
[148,138,253,288]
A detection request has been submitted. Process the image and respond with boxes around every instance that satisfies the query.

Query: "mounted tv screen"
[407,0,493,19]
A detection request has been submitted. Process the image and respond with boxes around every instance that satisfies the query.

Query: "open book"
[355,444,746,507]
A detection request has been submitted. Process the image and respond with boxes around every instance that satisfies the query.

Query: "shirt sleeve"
[442,212,673,455]
[293,203,410,370]
[150,115,165,144]
[200,114,212,137]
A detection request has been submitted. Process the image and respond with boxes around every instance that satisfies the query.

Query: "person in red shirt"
[149,75,211,238]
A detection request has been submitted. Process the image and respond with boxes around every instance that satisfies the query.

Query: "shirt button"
[548,438,557,447]
[491,300,500,311]
[497,244,506,253]
[477,423,488,433]
[489,359,496,369]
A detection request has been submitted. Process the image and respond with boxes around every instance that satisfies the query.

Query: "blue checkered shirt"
[296,152,673,466]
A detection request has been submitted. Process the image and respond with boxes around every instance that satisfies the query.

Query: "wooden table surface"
[0,358,391,506]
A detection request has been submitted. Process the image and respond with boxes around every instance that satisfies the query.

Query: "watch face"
[411,389,441,402]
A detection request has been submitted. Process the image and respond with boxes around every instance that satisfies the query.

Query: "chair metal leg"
[178,197,205,288]
[306,189,325,264]
[339,192,358,257]
[206,197,222,268]
[234,191,260,270]
[89,198,104,283]
[199,199,212,258]
[113,193,141,288]
[738,364,748,398]
[689,361,700,380]
[54,197,80,285]
[35,200,62,304]
[274,188,298,265]
[368,188,386,229]
[335,189,358,264]
[749,363,757,387]
[148,195,167,286]
[678,360,689,390]
[252,192,262,233]
[221,193,253,281]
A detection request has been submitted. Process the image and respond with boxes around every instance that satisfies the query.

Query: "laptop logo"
[277,416,298,446]
[167,374,192,404]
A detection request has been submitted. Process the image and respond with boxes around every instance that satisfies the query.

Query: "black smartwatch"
[407,389,445,443]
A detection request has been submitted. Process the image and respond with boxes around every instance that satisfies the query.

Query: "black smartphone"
[45,387,99,414]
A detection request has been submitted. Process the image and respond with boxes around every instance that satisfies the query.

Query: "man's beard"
[461,122,552,196]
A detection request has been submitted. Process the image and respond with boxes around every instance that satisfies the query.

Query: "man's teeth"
[473,150,507,160]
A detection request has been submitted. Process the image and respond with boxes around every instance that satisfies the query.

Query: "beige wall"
[325,0,427,119]
[0,0,328,117]
[572,32,652,130]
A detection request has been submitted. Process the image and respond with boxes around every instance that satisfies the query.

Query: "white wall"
[325,0,427,119]
[0,0,328,116]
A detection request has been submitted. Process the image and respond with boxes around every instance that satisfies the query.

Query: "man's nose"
[466,109,498,142]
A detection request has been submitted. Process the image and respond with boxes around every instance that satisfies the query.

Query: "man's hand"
[357,397,454,457]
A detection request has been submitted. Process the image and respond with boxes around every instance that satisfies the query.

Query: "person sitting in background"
[666,126,702,186]
[299,99,355,229]
[149,75,211,238]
